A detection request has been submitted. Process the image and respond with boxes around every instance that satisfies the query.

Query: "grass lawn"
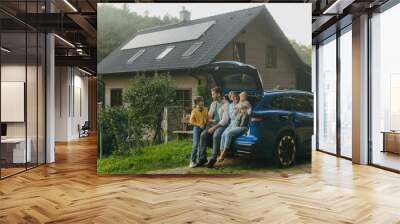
[97,139,191,174]
[97,139,310,175]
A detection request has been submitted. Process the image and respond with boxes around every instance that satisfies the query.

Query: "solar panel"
[127,49,145,64]
[182,41,203,57]
[121,21,215,50]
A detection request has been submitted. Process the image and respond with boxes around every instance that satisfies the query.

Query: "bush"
[123,74,176,144]
[99,74,176,156]
[196,79,212,107]
[98,107,144,155]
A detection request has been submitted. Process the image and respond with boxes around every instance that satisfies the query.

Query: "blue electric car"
[199,61,313,167]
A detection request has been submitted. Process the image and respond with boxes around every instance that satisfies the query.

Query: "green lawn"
[97,139,191,174]
[97,139,310,174]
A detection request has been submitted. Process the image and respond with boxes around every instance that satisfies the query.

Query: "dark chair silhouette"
[79,121,90,138]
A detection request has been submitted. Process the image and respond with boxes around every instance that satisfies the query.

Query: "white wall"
[55,67,89,141]
[103,74,199,107]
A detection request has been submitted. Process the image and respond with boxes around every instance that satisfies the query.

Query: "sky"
[100,3,311,46]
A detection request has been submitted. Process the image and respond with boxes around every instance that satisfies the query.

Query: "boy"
[189,96,209,168]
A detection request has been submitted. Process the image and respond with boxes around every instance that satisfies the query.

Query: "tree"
[289,39,311,66]
[123,74,176,144]
[98,106,143,155]
[97,4,180,63]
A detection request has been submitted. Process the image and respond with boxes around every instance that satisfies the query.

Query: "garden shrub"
[99,74,176,156]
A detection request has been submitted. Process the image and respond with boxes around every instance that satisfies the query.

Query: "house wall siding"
[103,73,200,107]
[214,14,297,90]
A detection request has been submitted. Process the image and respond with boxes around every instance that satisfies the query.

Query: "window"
[110,89,123,107]
[318,36,337,154]
[0,2,47,179]
[182,41,203,57]
[339,28,352,158]
[175,90,192,109]
[370,4,400,171]
[156,46,174,60]
[265,46,277,68]
[233,42,246,63]
[220,73,258,90]
[292,95,313,112]
[127,49,145,64]
[269,96,292,111]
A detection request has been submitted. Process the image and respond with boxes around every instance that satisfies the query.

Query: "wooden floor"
[1,135,400,223]
[372,150,400,171]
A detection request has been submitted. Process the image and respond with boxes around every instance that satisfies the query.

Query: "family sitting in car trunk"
[189,86,251,168]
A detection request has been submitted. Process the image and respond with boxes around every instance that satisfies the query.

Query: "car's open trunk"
[198,61,264,97]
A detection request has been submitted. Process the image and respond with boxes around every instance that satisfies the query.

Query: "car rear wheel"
[274,133,296,167]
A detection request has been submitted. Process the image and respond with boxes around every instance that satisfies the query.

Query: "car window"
[292,95,313,112]
[269,94,313,112]
[220,73,258,90]
[247,95,261,107]
[269,95,292,111]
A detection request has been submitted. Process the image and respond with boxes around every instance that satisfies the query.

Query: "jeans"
[190,126,202,163]
[198,123,226,161]
[220,127,248,151]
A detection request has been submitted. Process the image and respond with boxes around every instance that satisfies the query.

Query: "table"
[173,130,193,140]
[382,131,400,154]
[1,138,32,164]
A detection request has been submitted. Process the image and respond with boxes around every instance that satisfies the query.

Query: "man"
[197,86,229,168]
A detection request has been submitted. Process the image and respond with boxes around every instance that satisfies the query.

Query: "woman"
[219,91,239,158]
[218,103,250,162]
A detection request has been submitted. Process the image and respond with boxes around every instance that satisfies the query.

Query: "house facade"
[98,6,310,109]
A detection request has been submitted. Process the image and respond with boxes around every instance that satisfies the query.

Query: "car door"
[263,94,294,138]
[198,61,264,97]
[290,94,314,147]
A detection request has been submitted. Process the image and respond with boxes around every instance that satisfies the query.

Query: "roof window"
[156,46,175,60]
[182,41,203,57]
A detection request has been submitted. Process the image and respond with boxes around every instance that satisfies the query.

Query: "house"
[98,5,311,109]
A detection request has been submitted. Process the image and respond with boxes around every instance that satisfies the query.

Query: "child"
[218,103,250,162]
[237,91,252,115]
[189,96,209,168]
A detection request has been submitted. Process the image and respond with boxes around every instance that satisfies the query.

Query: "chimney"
[179,6,191,22]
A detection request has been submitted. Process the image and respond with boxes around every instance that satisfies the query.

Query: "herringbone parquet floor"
[1,135,400,224]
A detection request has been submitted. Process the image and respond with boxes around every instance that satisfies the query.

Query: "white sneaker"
[189,162,196,168]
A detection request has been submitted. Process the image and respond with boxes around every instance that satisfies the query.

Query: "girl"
[219,92,239,156]
[238,91,252,114]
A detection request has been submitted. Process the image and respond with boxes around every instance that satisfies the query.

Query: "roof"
[98,5,309,75]
[98,6,267,74]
